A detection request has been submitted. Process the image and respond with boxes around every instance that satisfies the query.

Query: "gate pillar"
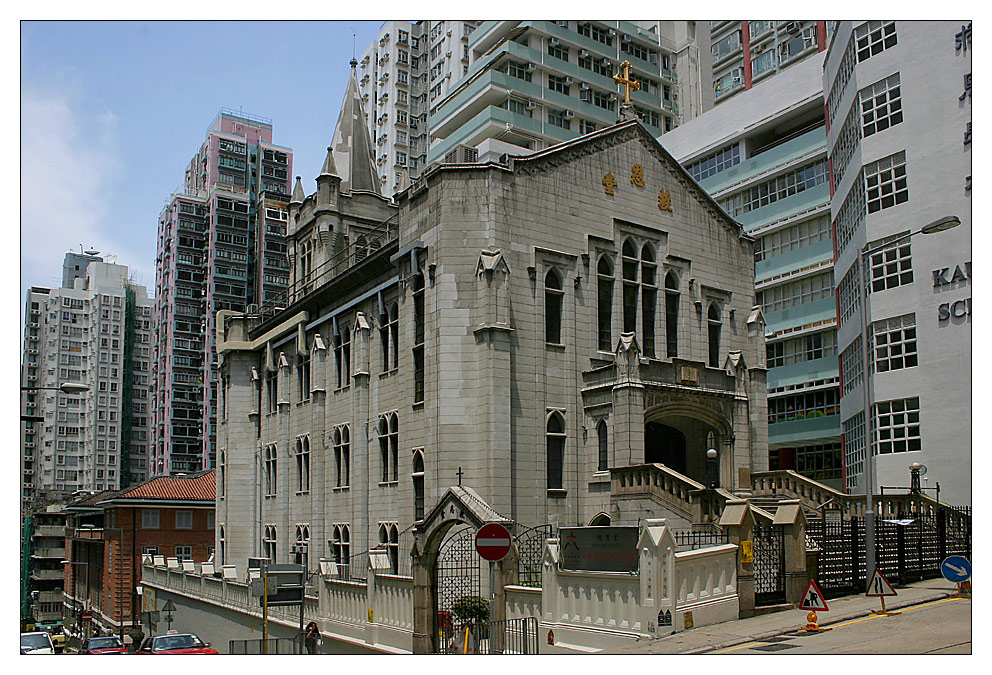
[719,500,756,618]
[769,500,809,607]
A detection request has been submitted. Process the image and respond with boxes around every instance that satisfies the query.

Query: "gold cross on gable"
[613,60,640,105]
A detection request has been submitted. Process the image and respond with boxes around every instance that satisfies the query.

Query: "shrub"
[451,595,489,624]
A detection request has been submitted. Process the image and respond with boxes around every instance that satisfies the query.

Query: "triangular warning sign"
[799,579,829,611]
[865,568,897,597]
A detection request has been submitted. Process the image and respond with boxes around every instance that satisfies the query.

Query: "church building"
[214,60,768,579]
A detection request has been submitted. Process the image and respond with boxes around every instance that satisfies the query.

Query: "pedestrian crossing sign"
[799,579,829,611]
[866,568,897,597]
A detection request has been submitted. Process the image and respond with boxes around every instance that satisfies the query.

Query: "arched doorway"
[645,423,687,474]
[642,400,733,487]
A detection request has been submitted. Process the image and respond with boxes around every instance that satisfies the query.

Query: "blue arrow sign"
[940,556,971,583]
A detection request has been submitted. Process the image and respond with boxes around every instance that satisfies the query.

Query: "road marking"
[712,642,766,654]
[828,597,963,630]
[711,597,964,653]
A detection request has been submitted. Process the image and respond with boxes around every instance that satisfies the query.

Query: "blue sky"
[20,20,385,299]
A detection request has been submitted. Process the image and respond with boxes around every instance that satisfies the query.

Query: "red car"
[135,633,219,654]
[82,636,129,654]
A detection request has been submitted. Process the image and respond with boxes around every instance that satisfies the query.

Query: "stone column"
[612,333,644,467]
[719,501,755,618]
[781,504,809,607]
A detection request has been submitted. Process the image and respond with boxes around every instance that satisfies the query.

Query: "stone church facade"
[214,65,767,577]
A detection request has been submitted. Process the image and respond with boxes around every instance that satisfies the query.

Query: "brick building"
[62,470,215,638]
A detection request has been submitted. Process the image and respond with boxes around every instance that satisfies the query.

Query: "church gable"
[507,122,745,238]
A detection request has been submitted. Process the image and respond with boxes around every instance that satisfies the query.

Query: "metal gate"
[752,522,786,605]
[514,524,553,587]
[436,525,482,624]
[438,617,539,654]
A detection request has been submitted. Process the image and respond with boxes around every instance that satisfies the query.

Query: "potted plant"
[451,595,490,649]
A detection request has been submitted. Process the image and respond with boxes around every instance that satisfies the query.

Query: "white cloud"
[20,87,149,294]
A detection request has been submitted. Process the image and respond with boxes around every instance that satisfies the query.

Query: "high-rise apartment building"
[663,52,841,487]
[708,21,835,105]
[358,20,481,192]
[825,21,971,505]
[20,254,154,509]
[152,110,293,476]
[426,21,680,165]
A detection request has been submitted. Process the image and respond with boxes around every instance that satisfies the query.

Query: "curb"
[680,591,956,654]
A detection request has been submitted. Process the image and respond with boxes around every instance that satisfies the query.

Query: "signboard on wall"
[559,526,639,573]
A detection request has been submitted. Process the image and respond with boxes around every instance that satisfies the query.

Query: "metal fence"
[672,526,729,551]
[807,507,971,598]
[229,636,304,655]
[438,617,539,655]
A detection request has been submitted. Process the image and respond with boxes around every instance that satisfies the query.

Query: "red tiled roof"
[102,470,215,503]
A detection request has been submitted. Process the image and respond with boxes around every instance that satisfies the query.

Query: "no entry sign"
[475,523,511,562]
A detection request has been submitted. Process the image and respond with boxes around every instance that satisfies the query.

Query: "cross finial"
[456,466,464,486]
[613,60,641,105]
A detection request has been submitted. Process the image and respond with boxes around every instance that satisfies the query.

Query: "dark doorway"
[645,423,687,474]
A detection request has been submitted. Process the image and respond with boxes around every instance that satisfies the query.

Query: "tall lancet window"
[665,271,680,358]
[708,302,722,367]
[545,268,563,344]
[597,255,614,351]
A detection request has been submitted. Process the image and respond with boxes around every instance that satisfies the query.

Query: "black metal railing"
[514,523,554,587]
[807,507,971,598]
[247,213,399,332]
[229,636,304,655]
[672,526,729,551]
[438,617,539,655]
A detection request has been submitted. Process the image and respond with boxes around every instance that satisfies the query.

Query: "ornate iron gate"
[752,522,786,605]
[514,524,553,587]
[436,525,481,623]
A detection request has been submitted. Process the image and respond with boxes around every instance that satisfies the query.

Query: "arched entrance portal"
[643,402,732,487]
[411,486,515,654]
[645,423,687,473]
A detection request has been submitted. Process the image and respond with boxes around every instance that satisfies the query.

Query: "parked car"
[81,636,129,654]
[134,632,218,654]
[34,623,66,652]
[20,632,55,655]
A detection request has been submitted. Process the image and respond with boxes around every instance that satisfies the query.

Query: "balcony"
[33,525,65,537]
[30,568,64,581]
[31,547,66,560]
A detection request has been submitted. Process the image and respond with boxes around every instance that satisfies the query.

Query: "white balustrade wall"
[140,519,738,654]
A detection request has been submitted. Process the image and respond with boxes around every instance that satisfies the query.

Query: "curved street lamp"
[859,215,960,590]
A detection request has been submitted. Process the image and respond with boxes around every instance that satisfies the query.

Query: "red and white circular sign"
[475,523,512,562]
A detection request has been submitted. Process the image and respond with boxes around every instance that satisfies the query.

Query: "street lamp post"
[706,448,718,489]
[858,215,959,589]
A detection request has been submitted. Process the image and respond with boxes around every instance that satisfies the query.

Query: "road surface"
[708,596,971,655]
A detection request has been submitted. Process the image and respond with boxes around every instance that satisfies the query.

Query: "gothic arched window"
[547,412,565,490]
[597,255,614,351]
[545,268,563,344]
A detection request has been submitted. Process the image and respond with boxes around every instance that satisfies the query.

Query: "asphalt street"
[707,596,971,655]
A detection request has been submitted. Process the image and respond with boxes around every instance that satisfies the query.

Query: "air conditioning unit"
[526,63,537,70]
[525,101,537,109]
[579,49,589,57]
[447,29,452,37]
[753,44,764,54]
[579,82,590,90]
[549,37,559,45]
[565,76,573,83]
[446,51,452,58]
[564,110,575,118]
[622,34,632,41]
[785,21,801,33]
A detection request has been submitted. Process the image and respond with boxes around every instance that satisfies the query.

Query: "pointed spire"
[328,59,382,195]
[320,146,337,177]
[291,176,305,204]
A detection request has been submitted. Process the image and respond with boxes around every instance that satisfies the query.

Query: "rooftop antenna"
[352,25,357,60]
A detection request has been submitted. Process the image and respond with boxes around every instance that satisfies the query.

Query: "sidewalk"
[606,578,962,654]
